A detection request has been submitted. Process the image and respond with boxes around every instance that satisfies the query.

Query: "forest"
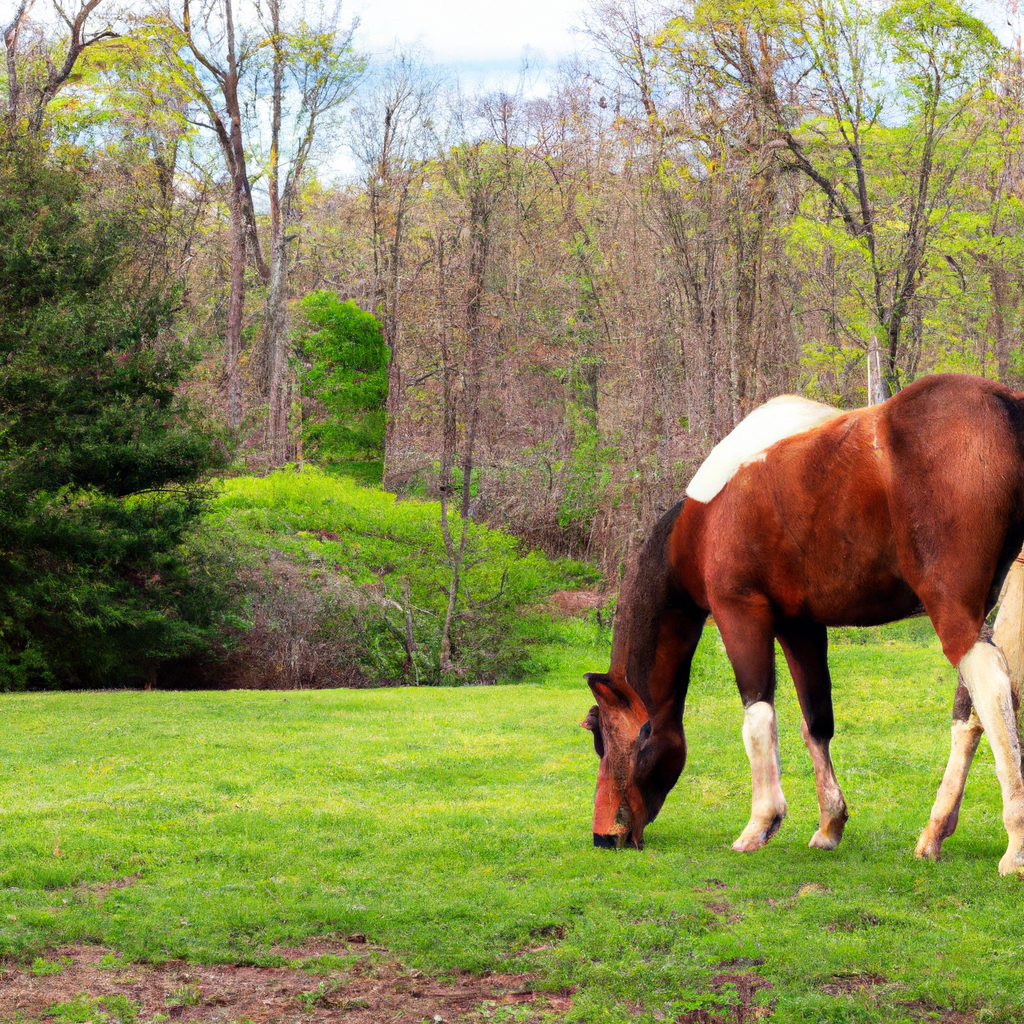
[2,0,1022,688]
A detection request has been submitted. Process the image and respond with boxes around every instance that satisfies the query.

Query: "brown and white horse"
[583,373,1024,875]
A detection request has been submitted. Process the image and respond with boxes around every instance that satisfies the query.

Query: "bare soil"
[0,940,574,1023]
[674,970,774,1023]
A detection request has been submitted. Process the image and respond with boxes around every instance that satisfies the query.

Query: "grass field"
[2,620,1023,1022]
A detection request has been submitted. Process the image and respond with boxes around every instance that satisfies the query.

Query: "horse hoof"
[914,827,943,862]
[808,829,840,851]
[997,848,1024,876]
[732,835,766,852]
[732,815,782,852]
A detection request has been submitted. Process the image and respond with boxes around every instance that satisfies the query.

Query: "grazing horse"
[582,373,1024,875]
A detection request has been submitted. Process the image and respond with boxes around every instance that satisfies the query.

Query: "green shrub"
[294,292,388,484]
[206,469,599,685]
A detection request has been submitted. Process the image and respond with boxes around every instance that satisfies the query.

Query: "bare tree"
[430,125,507,673]
[174,0,267,426]
[3,0,118,135]
[349,49,438,486]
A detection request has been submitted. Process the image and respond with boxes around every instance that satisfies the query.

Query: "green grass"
[1,620,1022,1022]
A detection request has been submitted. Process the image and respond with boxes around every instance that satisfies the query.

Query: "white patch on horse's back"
[686,395,843,504]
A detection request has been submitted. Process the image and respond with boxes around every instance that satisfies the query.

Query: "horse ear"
[585,672,646,718]
[581,704,605,757]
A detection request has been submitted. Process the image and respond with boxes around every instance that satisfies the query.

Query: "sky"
[351,0,589,92]
[350,0,1022,88]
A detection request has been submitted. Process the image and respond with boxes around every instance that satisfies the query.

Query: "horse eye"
[638,721,652,742]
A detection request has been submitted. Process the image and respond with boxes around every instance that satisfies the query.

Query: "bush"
[294,292,388,484]
[202,469,599,686]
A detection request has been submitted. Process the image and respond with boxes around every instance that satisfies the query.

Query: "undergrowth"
[180,468,599,688]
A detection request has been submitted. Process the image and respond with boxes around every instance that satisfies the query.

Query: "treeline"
[2,0,1023,685]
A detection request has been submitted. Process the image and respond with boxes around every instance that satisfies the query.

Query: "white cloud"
[351,0,585,87]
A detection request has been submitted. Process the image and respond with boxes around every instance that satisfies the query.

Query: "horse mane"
[613,500,685,705]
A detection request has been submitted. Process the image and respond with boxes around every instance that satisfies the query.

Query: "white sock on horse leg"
[732,701,787,852]
[958,638,1024,875]
[915,710,983,861]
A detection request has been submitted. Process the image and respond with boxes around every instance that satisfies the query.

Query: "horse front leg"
[915,680,983,861]
[733,701,787,851]
[716,601,788,852]
[777,620,849,851]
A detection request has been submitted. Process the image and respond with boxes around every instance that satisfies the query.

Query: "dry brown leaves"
[0,940,576,1024]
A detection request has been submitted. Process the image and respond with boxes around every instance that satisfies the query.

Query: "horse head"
[583,671,687,849]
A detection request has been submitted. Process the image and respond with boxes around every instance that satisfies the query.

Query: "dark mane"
[614,500,685,705]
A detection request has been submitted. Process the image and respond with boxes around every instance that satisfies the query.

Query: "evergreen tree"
[0,149,231,689]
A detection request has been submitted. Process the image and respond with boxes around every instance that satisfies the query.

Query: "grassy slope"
[202,470,596,684]
[2,620,1021,1022]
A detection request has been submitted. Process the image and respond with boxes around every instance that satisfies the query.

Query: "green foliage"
[294,292,388,483]
[44,993,140,1024]
[0,150,231,690]
[2,625,1024,1020]
[207,469,597,685]
[32,956,72,976]
[878,0,999,106]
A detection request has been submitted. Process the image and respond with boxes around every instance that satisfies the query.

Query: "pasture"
[1,622,1023,1023]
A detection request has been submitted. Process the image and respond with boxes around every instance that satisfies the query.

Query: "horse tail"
[994,553,1024,721]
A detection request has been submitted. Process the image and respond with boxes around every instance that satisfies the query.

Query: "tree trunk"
[264,0,288,465]
[225,185,246,427]
[265,232,289,464]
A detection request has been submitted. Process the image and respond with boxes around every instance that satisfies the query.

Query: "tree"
[671,0,1001,393]
[0,147,228,688]
[3,0,119,135]
[256,0,363,465]
[174,0,268,427]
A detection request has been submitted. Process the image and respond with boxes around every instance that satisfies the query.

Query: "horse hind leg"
[955,630,1024,875]
[915,680,984,861]
[994,553,1024,773]
[778,620,849,851]
[917,557,1024,863]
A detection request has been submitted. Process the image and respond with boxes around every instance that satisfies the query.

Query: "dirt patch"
[675,971,774,1022]
[537,590,607,618]
[819,978,990,1022]
[0,941,575,1023]
[819,973,888,996]
[895,1000,980,1023]
[703,900,742,926]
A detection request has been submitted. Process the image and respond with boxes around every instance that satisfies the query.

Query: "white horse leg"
[801,717,849,850]
[957,637,1024,875]
[915,704,984,861]
[917,558,1024,862]
[732,701,788,852]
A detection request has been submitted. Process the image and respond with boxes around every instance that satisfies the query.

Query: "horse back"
[673,375,1024,647]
